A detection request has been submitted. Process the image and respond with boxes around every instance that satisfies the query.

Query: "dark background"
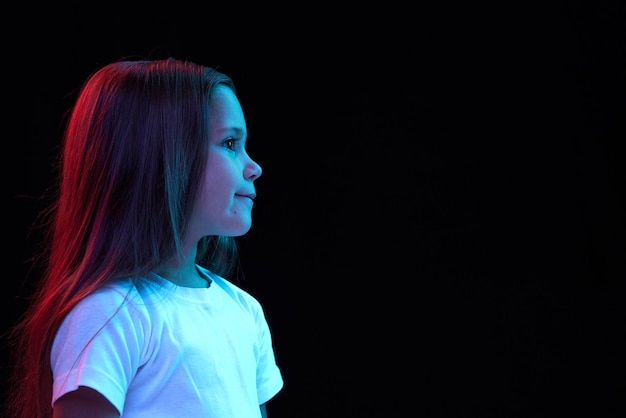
[4,3,626,417]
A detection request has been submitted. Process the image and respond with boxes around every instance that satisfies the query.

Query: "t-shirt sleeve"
[50,285,147,413]
[254,303,284,404]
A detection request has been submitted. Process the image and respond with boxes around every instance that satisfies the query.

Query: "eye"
[223,138,236,151]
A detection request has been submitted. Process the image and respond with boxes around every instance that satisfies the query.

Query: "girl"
[6,57,283,418]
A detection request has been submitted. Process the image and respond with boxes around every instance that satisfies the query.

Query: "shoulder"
[52,276,172,371]
[60,276,175,337]
[69,279,138,319]
[200,266,266,315]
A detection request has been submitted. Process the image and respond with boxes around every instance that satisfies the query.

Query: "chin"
[219,212,253,236]
[231,222,253,236]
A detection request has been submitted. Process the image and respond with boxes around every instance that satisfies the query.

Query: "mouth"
[236,193,256,201]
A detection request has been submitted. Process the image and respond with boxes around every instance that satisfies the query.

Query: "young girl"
[6,57,283,418]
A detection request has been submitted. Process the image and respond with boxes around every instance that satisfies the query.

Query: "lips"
[236,193,256,201]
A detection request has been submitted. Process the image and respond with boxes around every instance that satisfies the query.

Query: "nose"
[244,157,262,181]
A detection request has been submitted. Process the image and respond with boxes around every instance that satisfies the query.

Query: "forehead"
[209,86,242,118]
[208,86,246,136]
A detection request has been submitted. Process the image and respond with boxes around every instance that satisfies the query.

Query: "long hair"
[5,57,240,418]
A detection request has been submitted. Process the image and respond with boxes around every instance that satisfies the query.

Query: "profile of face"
[187,85,262,242]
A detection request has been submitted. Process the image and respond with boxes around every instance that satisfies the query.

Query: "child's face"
[187,85,262,242]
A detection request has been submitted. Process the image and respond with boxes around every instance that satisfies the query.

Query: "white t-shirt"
[51,266,284,417]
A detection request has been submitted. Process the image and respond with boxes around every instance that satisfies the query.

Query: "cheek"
[198,179,232,212]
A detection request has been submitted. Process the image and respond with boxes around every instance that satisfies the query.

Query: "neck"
[155,246,210,288]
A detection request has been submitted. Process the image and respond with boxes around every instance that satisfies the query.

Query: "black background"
[3,3,626,417]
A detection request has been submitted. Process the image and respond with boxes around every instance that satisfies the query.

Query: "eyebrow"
[215,126,245,136]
